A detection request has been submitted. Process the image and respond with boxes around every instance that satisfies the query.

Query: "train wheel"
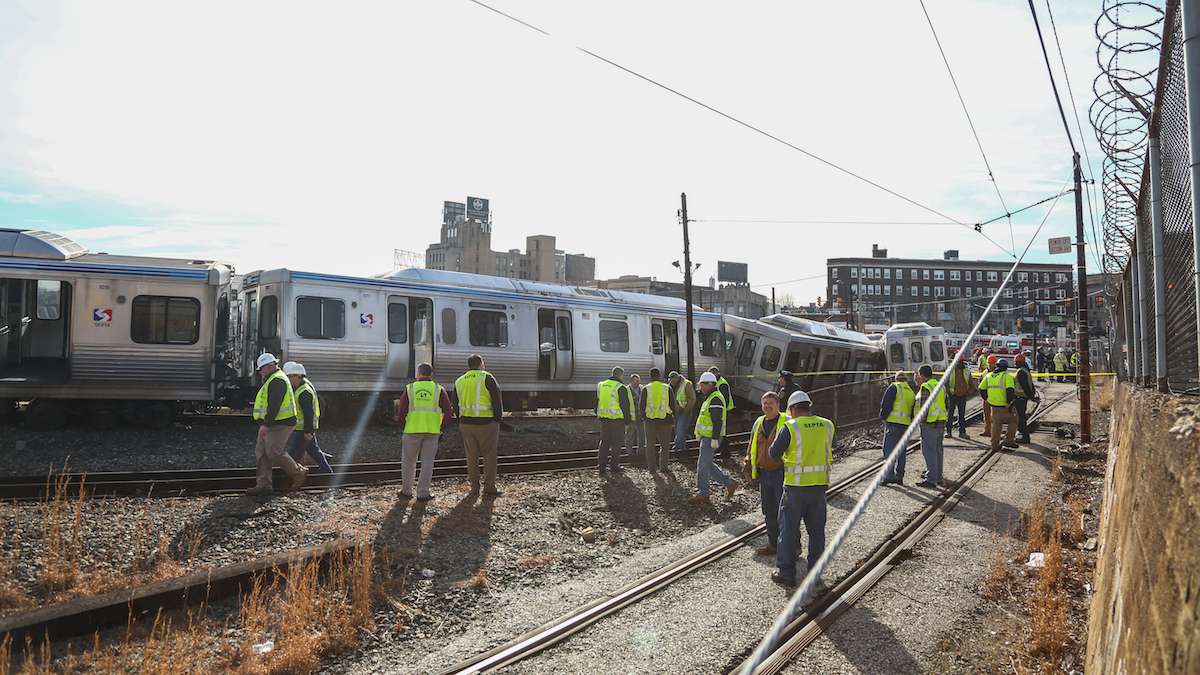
[27,399,67,431]
[86,407,119,431]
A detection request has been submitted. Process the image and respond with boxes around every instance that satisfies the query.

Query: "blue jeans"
[945,395,968,435]
[776,485,827,579]
[882,422,909,482]
[287,433,334,473]
[673,413,692,450]
[919,423,944,484]
[696,437,732,496]
[758,468,784,547]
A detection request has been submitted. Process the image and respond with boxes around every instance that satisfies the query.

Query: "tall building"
[424,197,595,284]
[826,244,1076,336]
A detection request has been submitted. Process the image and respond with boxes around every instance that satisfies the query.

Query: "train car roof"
[0,229,232,280]
[247,267,722,318]
[727,313,881,350]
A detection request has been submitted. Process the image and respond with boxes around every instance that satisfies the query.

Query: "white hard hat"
[698,372,718,384]
[787,390,812,408]
[256,353,278,369]
[282,361,306,376]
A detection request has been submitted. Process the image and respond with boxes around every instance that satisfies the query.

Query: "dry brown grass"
[1024,497,1047,558]
[1066,494,1087,544]
[981,534,1014,601]
[1029,520,1071,667]
[517,553,559,570]
[1048,455,1063,484]
[36,469,86,594]
[1091,380,1113,412]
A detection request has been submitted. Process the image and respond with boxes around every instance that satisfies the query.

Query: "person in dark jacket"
[1013,353,1038,443]
[596,366,633,475]
[776,371,801,407]
[283,361,334,474]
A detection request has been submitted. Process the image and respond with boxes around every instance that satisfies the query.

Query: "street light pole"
[680,193,696,383]
[1073,152,1092,443]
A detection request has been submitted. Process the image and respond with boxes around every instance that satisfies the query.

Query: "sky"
[0,0,1110,303]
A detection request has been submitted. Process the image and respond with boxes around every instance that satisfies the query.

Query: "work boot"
[958,431,968,439]
[244,485,272,497]
[755,545,777,556]
[771,571,796,586]
[1002,441,1019,449]
[1019,436,1032,444]
[725,480,741,499]
[688,494,710,505]
[288,467,307,491]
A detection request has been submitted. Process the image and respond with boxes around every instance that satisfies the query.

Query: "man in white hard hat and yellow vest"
[766,389,833,586]
[247,353,306,496]
[283,361,333,474]
[689,371,739,503]
[395,362,454,501]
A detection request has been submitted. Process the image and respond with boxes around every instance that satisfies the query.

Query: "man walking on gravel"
[453,354,504,497]
[979,358,1020,452]
[283,361,334,474]
[743,391,787,556]
[690,372,738,503]
[669,371,695,454]
[596,366,633,475]
[768,390,833,586]
[247,353,306,496]
[396,362,454,501]
[641,368,674,474]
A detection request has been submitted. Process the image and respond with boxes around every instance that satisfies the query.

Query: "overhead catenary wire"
[740,183,1066,673]
[918,0,1015,253]
[462,0,1016,258]
[1027,0,1077,153]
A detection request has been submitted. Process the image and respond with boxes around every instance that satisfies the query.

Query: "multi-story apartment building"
[826,245,1076,336]
[594,275,771,319]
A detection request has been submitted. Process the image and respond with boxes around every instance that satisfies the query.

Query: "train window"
[599,320,629,352]
[388,303,407,343]
[760,345,781,371]
[930,340,945,362]
[131,295,200,345]
[216,293,229,347]
[556,315,572,351]
[296,296,345,339]
[889,342,905,365]
[35,280,62,320]
[737,338,757,367]
[259,295,278,339]
[910,341,925,363]
[469,310,508,347]
[651,323,664,355]
[698,329,722,356]
[442,308,457,344]
[724,334,736,355]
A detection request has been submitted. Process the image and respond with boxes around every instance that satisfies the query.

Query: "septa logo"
[93,308,113,322]
[359,313,374,326]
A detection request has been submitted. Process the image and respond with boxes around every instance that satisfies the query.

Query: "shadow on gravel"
[421,493,495,586]
[651,465,743,526]
[168,495,267,559]
[601,471,650,531]
[824,604,922,672]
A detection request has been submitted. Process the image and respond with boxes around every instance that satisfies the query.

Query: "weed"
[37,467,85,594]
[1029,520,1071,666]
[1023,497,1047,558]
[981,534,1013,601]
[517,553,559,570]
[1066,494,1087,544]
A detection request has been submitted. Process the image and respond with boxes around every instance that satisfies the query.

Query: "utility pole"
[1073,152,1092,443]
[680,193,696,383]
[771,287,776,315]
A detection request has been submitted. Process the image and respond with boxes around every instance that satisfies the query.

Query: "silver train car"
[0,229,237,429]
[722,314,886,408]
[238,267,727,420]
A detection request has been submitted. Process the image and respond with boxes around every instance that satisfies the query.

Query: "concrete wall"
[1086,382,1199,674]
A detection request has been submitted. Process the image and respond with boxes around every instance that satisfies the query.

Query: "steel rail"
[433,401,995,675]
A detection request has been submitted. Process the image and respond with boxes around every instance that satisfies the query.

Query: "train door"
[652,319,681,376]
[734,332,759,382]
[386,295,433,380]
[886,338,906,371]
[242,289,259,374]
[0,278,71,383]
[537,308,573,380]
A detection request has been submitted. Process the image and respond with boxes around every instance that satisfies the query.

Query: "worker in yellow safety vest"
[641,368,674,473]
[742,391,787,557]
[913,365,947,488]
[596,366,633,475]
[980,354,998,438]
[453,354,504,496]
[396,362,454,501]
[765,389,834,587]
[246,352,306,496]
[689,372,739,503]
[878,371,915,484]
[708,366,735,412]
[979,358,1019,452]
[669,371,696,452]
[283,361,334,474]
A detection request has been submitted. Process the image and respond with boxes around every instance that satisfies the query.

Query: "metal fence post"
[1131,248,1144,383]
[1126,274,1138,381]
[1149,137,1170,392]
[1181,0,1200,383]
[1135,228,1152,386]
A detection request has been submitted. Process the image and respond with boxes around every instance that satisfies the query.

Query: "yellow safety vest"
[716,376,735,410]
[1070,352,1079,367]
[404,380,444,434]
[292,379,321,431]
[643,381,670,420]
[977,354,988,372]
[980,370,1016,406]
[917,380,947,423]
[455,370,494,419]
[748,413,786,479]
[885,382,915,425]
[694,390,727,439]
[1054,353,1066,369]
[781,415,834,487]
[596,379,624,420]
[253,369,296,422]
[675,379,693,409]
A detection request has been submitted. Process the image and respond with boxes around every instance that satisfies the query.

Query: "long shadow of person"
[422,492,495,586]
[823,604,924,672]
[373,498,429,579]
[168,494,268,560]
[601,471,650,531]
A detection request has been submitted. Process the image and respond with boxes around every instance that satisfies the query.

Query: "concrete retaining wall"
[1086,382,1199,673]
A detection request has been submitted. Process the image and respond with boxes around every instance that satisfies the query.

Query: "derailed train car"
[237,267,727,421]
[0,229,238,429]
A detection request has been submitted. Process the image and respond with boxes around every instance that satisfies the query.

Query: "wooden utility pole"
[1074,152,1092,443]
[680,193,696,383]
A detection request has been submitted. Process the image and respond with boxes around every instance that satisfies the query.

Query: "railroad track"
[733,390,1075,674]
[0,433,753,500]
